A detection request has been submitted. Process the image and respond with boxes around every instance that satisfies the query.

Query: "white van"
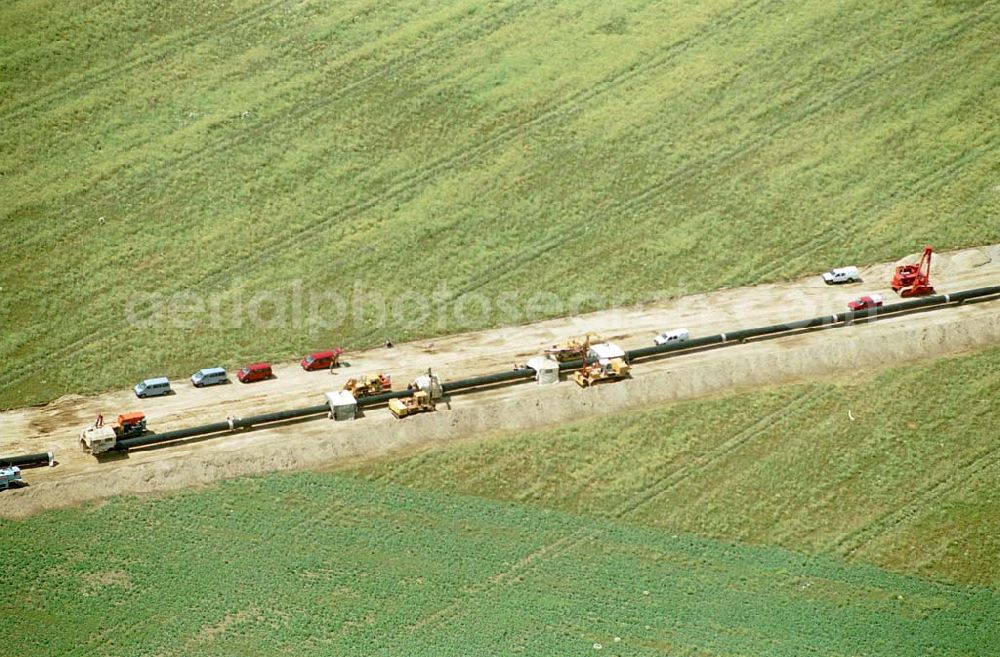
[134,377,172,398]
[654,328,690,346]
[191,367,227,388]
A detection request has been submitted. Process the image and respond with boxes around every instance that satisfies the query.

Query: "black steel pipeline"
[441,368,536,392]
[624,285,1000,363]
[115,404,330,450]
[951,285,1000,301]
[356,389,414,408]
[625,334,726,361]
[0,451,54,468]
[110,283,1000,453]
[116,371,538,451]
[233,404,329,427]
[355,369,536,408]
[114,421,232,450]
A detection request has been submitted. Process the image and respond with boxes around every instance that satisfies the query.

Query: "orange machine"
[890,246,935,297]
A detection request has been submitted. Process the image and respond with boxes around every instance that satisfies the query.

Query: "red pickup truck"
[847,294,884,312]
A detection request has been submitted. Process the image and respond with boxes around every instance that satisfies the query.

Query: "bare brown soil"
[2,245,998,518]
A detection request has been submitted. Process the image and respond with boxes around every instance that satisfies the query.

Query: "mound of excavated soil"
[3,299,998,519]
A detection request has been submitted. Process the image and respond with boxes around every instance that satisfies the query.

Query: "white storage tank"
[526,356,560,385]
[325,390,358,421]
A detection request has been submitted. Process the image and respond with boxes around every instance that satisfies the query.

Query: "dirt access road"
[2,246,998,518]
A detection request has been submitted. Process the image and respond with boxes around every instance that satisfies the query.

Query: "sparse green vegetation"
[2,0,998,406]
[3,473,998,656]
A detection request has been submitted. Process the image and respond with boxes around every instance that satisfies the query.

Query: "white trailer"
[326,390,358,421]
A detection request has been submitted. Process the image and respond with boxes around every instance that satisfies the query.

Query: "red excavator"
[890,246,935,297]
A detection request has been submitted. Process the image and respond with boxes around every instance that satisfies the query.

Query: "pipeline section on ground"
[0,451,55,468]
[111,285,999,452]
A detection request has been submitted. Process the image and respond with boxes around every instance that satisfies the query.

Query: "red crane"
[890,246,935,297]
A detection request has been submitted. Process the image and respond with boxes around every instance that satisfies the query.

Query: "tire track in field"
[0,0,771,393]
[448,3,996,298]
[0,0,300,124]
[685,10,1000,279]
[761,364,936,546]
[406,533,580,632]
[613,388,835,521]
[750,86,1000,282]
[50,0,541,195]
[124,0,773,264]
[403,387,832,633]
[6,0,534,248]
[0,0,540,394]
[2,0,490,206]
[5,0,538,254]
[830,439,1000,559]
[416,28,968,301]
[827,372,1000,558]
[656,4,995,247]
[108,0,543,204]
[338,1,780,343]
[775,131,1000,280]
[531,388,816,514]
[946,168,1000,226]
[367,449,437,486]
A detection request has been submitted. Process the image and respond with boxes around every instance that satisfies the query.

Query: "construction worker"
[95,413,103,429]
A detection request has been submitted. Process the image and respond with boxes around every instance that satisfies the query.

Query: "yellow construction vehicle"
[545,333,602,362]
[388,390,435,419]
[388,370,442,418]
[572,342,630,387]
[343,373,392,398]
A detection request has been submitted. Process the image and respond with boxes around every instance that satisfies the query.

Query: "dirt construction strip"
[2,245,999,518]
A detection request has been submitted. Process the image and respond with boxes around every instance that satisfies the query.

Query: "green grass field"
[3,473,998,656]
[2,348,996,655]
[4,1,998,652]
[348,346,1000,587]
[2,0,998,407]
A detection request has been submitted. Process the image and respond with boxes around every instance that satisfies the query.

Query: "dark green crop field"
[2,0,998,406]
[3,473,998,656]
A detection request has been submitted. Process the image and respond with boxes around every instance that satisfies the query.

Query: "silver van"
[134,377,172,398]
[191,367,227,388]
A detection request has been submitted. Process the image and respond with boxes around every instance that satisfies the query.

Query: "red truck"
[301,348,343,371]
[847,294,884,312]
[237,362,273,383]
